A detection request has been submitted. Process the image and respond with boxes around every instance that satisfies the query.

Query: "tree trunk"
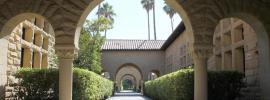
[104,29,107,38]
[170,17,174,32]
[153,0,157,40]
[98,4,101,18]
[147,11,150,40]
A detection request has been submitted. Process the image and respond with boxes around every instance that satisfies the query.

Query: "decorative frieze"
[55,46,78,59]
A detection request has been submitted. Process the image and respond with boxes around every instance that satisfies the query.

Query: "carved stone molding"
[55,45,78,59]
[191,45,213,59]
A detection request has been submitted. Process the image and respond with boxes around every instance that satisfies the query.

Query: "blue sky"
[87,0,182,40]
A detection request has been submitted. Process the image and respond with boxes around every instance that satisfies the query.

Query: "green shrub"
[14,68,113,100]
[144,68,245,100]
[73,68,113,100]
[14,68,59,100]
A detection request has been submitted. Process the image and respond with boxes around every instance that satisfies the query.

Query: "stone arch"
[218,13,270,100]
[101,69,111,79]
[115,63,143,91]
[150,69,160,77]
[147,69,160,80]
[0,13,52,38]
[120,74,137,90]
[115,63,143,79]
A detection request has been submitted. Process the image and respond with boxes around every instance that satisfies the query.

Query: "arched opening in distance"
[101,71,111,79]
[148,70,160,80]
[115,64,143,92]
[120,74,137,91]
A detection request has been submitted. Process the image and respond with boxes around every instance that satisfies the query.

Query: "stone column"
[56,46,78,100]
[192,49,210,100]
[140,80,144,94]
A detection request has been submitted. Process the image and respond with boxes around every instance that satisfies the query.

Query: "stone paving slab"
[106,90,152,100]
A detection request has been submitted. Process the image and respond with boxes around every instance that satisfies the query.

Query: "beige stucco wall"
[164,31,193,74]
[101,50,165,81]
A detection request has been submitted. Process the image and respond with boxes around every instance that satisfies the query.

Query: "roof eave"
[161,22,185,50]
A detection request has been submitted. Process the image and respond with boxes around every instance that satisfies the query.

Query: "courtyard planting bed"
[14,68,113,100]
[144,68,245,100]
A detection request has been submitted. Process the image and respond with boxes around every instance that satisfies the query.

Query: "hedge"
[14,68,113,100]
[144,68,245,100]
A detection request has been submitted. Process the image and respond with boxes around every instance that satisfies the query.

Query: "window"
[234,24,244,42]
[20,48,24,68]
[235,47,245,73]
[32,52,35,68]
[22,27,26,40]
[215,54,222,70]
[224,51,232,70]
[223,31,232,46]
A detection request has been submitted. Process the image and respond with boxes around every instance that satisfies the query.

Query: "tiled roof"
[161,22,185,50]
[102,39,165,51]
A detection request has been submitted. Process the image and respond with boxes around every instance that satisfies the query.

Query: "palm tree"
[141,0,154,40]
[163,3,176,32]
[152,0,157,40]
[96,3,116,38]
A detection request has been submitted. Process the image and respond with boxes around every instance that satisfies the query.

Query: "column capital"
[55,45,78,59]
[192,44,213,59]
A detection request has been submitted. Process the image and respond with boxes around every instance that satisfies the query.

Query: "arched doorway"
[120,74,137,91]
[115,64,143,92]
[147,70,160,80]
[101,71,111,79]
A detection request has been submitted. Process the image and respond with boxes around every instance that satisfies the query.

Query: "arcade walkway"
[107,90,152,100]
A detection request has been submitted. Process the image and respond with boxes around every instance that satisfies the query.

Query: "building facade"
[0,17,56,99]
[164,30,193,74]
[101,18,260,99]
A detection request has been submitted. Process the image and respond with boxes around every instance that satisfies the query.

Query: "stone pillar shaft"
[59,58,73,100]
[56,46,77,100]
[192,48,210,100]
[194,57,207,100]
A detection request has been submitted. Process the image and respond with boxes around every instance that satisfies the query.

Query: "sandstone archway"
[115,64,142,92]
[0,0,269,100]
[147,70,160,80]
[120,74,137,91]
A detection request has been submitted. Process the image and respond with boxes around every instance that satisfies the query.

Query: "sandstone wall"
[208,18,259,99]
[101,50,165,81]
[164,31,193,74]
[0,17,56,99]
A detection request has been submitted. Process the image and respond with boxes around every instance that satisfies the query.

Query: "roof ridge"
[106,39,166,41]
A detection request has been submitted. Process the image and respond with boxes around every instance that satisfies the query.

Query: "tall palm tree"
[163,4,176,32]
[141,0,154,40]
[152,0,157,40]
[96,3,116,38]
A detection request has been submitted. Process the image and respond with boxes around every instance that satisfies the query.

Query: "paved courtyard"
[106,90,152,100]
